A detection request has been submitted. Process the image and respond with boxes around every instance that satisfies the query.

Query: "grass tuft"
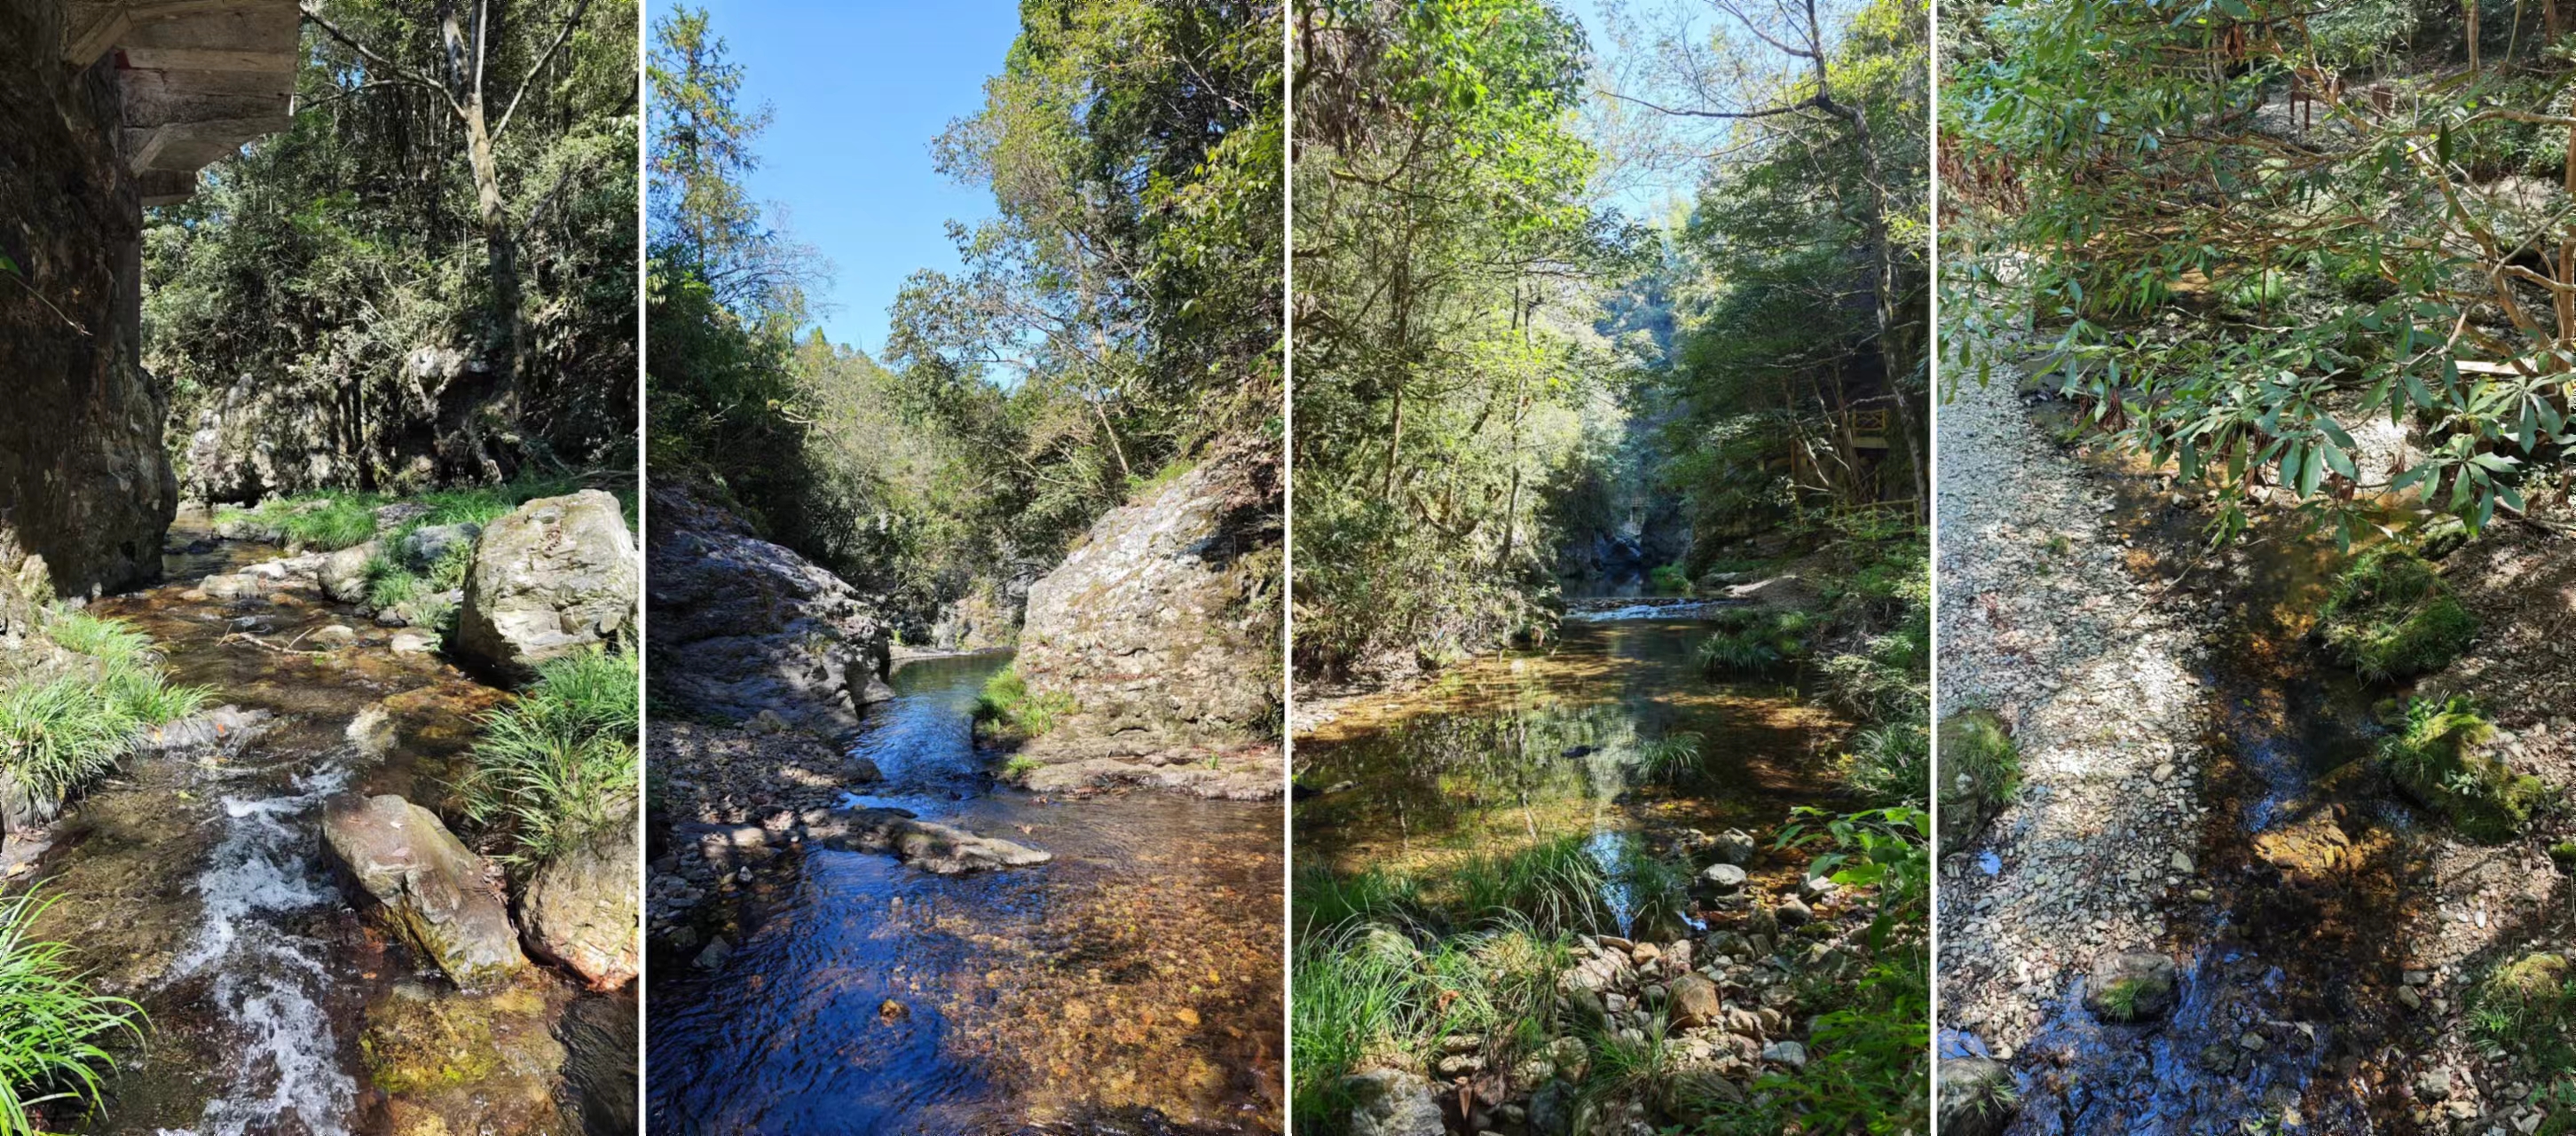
[461,648,640,872]
[0,888,146,1135]
[2379,696,2546,842]
[1935,710,2021,856]
[2318,549,2479,680]
[973,664,1077,739]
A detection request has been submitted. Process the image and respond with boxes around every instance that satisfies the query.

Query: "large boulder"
[1010,440,1280,772]
[644,480,894,735]
[455,491,637,683]
[319,540,380,604]
[520,816,640,990]
[321,793,526,988]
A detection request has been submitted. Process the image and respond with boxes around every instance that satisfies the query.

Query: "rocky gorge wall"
[2,3,177,598]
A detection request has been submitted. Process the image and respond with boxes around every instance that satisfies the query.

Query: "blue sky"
[689,0,1021,356]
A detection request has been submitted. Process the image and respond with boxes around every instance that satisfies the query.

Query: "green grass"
[2470,953,2576,1081]
[1647,563,1690,595]
[460,648,640,872]
[1635,731,1705,785]
[364,540,474,638]
[973,665,1077,739]
[2380,697,2547,842]
[1935,710,2021,856]
[2318,549,2480,681]
[217,492,382,550]
[0,887,145,1136]
[1696,608,1818,677]
[0,614,208,807]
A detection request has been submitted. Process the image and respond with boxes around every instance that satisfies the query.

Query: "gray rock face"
[815,807,1052,875]
[183,347,512,506]
[1013,443,1279,759]
[1342,1068,1445,1136]
[1937,1056,2018,1136]
[319,793,525,988]
[455,491,637,682]
[644,480,894,735]
[520,815,641,990]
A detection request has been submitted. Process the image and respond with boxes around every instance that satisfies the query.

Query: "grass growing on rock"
[2317,549,2479,681]
[2467,952,2576,1081]
[461,648,640,872]
[974,664,1077,740]
[1,611,209,808]
[0,888,146,1135]
[216,491,382,550]
[2378,697,2548,843]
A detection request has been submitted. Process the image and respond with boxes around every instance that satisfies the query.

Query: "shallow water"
[31,513,611,1136]
[647,652,1285,1135]
[1993,411,2424,1134]
[1295,617,1846,927]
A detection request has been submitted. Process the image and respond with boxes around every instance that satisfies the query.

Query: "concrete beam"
[62,1,299,202]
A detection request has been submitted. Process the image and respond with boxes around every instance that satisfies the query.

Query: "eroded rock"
[521,815,641,990]
[456,491,636,682]
[816,806,1052,874]
[321,793,525,988]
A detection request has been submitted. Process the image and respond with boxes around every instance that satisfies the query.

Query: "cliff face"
[644,480,896,737]
[180,345,517,503]
[3,6,173,597]
[1015,440,1282,756]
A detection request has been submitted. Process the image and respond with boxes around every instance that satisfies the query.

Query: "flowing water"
[1295,616,1847,934]
[1988,410,2427,1133]
[646,651,1285,1136]
[28,513,619,1136]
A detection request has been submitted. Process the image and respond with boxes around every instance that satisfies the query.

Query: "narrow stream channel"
[1985,413,2425,1133]
[646,652,1285,1135]
[30,511,620,1136]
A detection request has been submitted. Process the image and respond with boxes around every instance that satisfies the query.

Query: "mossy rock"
[2380,698,2548,842]
[2478,952,2575,1028]
[2317,550,2478,680]
[1936,710,2020,856]
[360,980,566,1133]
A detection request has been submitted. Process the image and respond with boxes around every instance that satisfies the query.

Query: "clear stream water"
[646,651,1285,1136]
[1294,615,1847,940]
[30,514,626,1136]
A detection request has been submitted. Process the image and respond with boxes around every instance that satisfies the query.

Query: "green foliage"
[1946,0,2576,546]
[2097,978,2146,1022]
[145,0,638,486]
[2470,953,2576,1080]
[461,649,641,871]
[973,665,1077,741]
[1697,608,1817,674]
[2318,550,2480,681]
[1936,710,2021,855]
[219,493,382,551]
[0,615,206,808]
[2380,697,2546,841]
[1646,564,1691,595]
[0,888,146,1136]
[1291,0,1627,680]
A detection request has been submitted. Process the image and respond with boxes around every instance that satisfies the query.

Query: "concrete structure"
[63,0,301,204]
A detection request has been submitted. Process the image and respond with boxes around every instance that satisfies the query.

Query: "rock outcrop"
[455,491,638,683]
[321,793,526,988]
[182,347,518,503]
[520,816,641,990]
[1007,442,1280,788]
[644,480,894,735]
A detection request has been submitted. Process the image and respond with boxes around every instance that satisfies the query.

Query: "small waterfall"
[159,759,357,1136]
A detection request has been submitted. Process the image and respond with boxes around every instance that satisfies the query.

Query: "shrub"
[973,664,1076,738]
[461,648,640,871]
[1647,564,1690,595]
[0,888,145,1135]
[1841,720,1929,807]
[2318,550,2479,680]
[1696,608,1816,676]
[1935,710,2021,855]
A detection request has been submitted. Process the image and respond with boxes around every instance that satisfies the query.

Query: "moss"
[2380,697,2548,842]
[361,990,503,1093]
[1646,564,1690,595]
[2317,549,2478,680]
[973,664,1076,739]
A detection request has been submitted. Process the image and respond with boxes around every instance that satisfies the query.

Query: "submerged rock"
[455,491,636,683]
[816,806,1052,874]
[1341,1068,1445,1136]
[321,793,526,988]
[359,979,567,1136]
[521,816,641,990]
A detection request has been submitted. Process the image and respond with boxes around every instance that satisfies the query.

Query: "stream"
[1982,406,2429,1133]
[646,651,1286,1135]
[1294,614,1845,936]
[28,512,626,1136]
